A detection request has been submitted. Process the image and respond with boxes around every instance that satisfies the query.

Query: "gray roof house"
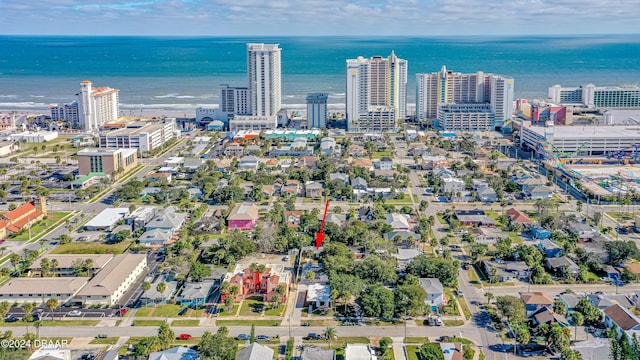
[138,228,174,247]
[177,281,214,306]
[236,342,274,360]
[145,206,187,234]
[182,158,205,172]
[558,292,583,312]
[139,275,178,304]
[149,346,198,360]
[546,256,580,277]
[238,155,260,171]
[305,181,324,198]
[529,185,554,199]
[302,346,336,360]
[329,172,350,184]
[588,292,634,310]
[419,278,445,310]
[351,177,368,190]
[477,187,497,203]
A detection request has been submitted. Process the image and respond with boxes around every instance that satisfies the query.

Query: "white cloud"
[0,0,638,35]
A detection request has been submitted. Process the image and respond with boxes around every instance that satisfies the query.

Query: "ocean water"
[0,35,639,114]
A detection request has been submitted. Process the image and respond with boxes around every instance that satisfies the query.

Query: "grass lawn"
[446,337,473,344]
[50,240,131,254]
[444,320,464,327]
[216,319,280,326]
[10,217,63,241]
[152,304,183,318]
[90,337,119,345]
[239,296,266,316]
[264,304,285,317]
[607,211,635,223]
[406,345,420,360]
[217,304,239,316]
[305,319,340,326]
[132,320,167,326]
[188,308,205,317]
[171,319,200,326]
[466,267,482,288]
[134,307,154,317]
[405,337,429,344]
[0,320,99,326]
[372,151,394,159]
[459,298,472,320]
[303,197,322,204]
[440,289,460,316]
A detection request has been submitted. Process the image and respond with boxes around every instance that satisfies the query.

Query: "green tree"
[548,323,571,353]
[0,301,10,319]
[419,342,445,360]
[157,322,175,350]
[45,298,59,320]
[469,243,489,263]
[305,270,316,282]
[496,296,526,324]
[572,312,584,341]
[359,284,395,319]
[324,327,336,350]
[395,282,427,317]
[354,255,398,284]
[553,299,567,316]
[142,281,151,292]
[189,261,212,282]
[484,292,494,305]
[561,349,583,360]
[156,282,167,302]
[604,241,638,265]
[405,255,459,288]
[250,324,256,343]
[198,327,237,360]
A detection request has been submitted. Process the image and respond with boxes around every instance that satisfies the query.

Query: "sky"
[0,0,638,36]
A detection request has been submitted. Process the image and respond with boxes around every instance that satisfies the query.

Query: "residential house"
[348,144,366,157]
[518,177,546,192]
[126,206,156,231]
[377,157,394,170]
[496,158,517,170]
[558,292,582,313]
[281,180,301,196]
[419,278,446,311]
[264,158,279,170]
[238,155,260,171]
[164,157,184,167]
[139,187,162,198]
[603,264,621,279]
[329,173,350,184]
[351,177,368,191]
[469,227,505,244]
[320,137,341,156]
[145,206,187,235]
[28,348,72,360]
[531,307,570,327]
[386,213,412,231]
[374,169,395,181]
[546,256,580,277]
[182,158,205,172]
[187,187,203,200]
[477,187,497,203]
[217,178,229,190]
[568,221,598,242]
[506,208,532,226]
[236,343,274,360]
[454,209,495,227]
[357,206,375,222]
[285,210,303,228]
[214,158,232,173]
[352,159,374,171]
[299,155,318,169]
[301,346,336,360]
[261,184,275,199]
[529,185,554,199]
[305,182,324,198]
[227,204,259,230]
[571,339,612,360]
[391,248,423,270]
[147,172,172,183]
[226,264,290,302]
[384,231,422,243]
[246,144,262,155]
[323,213,347,227]
[177,281,214,306]
[224,143,245,157]
[306,284,331,309]
[603,303,640,340]
[138,228,174,247]
[407,144,428,157]
[531,226,552,239]
[520,292,554,317]
[439,343,463,360]
[442,176,465,194]
[538,239,562,258]
[588,292,634,311]
[421,156,448,170]
[481,260,530,282]
[344,344,376,360]
[139,275,178,305]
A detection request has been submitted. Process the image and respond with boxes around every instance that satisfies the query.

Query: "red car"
[179,334,193,340]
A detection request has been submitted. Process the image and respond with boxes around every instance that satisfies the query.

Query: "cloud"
[0,0,638,35]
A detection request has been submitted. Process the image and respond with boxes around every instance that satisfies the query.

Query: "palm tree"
[40,258,50,277]
[50,259,59,276]
[34,320,42,338]
[324,326,336,349]
[156,282,167,303]
[22,303,34,333]
[484,292,494,304]
[46,298,59,320]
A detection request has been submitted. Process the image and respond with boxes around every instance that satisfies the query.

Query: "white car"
[68,310,82,316]
[435,317,443,326]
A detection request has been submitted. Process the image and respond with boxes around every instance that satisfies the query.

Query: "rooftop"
[307,284,331,303]
[77,148,137,157]
[77,254,146,296]
[0,277,89,295]
[84,208,129,228]
[30,254,114,271]
[526,125,640,140]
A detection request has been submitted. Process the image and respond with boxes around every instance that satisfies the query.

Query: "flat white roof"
[85,208,129,228]
[77,148,137,156]
[306,284,330,303]
[527,125,640,140]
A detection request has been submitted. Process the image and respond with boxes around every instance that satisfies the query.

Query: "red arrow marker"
[315,199,330,250]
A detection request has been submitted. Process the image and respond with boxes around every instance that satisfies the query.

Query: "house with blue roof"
[538,239,562,258]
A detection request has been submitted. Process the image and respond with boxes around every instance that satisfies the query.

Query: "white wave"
[29,95,45,98]
[120,103,213,110]
[0,101,50,109]
[330,93,346,97]
[153,93,197,99]
[0,95,17,98]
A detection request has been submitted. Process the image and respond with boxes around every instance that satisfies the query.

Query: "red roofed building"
[0,197,47,240]
[225,264,289,302]
[506,208,532,225]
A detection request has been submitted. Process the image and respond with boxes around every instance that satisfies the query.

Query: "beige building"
[77,148,138,179]
[29,254,114,277]
[0,277,89,304]
[76,254,147,306]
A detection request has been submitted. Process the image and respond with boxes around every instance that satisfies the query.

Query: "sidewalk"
[392,337,407,360]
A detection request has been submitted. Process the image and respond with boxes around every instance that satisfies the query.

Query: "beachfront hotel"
[50,81,120,131]
[548,84,640,108]
[306,93,328,129]
[416,66,514,131]
[346,51,408,132]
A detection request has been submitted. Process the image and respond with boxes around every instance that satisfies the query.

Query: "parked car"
[457,290,464,297]
[236,334,250,341]
[435,317,443,326]
[256,335,271,342]
[80,355,96,360]
[179,334,193,340]
[178,307,189,316]
[4,316,20,323]
[304,333,323,340]
[95,334,108,339]
[68,310,82,316]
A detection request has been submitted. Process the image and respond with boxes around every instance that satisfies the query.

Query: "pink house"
[227,204,259,230]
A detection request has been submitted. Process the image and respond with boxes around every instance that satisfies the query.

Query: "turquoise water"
[0,35,639,113]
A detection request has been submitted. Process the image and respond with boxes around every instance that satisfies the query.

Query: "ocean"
[1,35,639,115]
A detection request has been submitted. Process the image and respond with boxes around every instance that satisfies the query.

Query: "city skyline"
[0,0,639,36]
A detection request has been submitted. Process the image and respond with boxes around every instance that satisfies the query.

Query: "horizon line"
[1,33,639,38]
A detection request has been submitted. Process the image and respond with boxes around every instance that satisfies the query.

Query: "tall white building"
[306,93,328,129]
[247,43,282,117]
[416,66,514,130]
[220,84,250,116]
[50,101,80,128]
[77,80,120,131]
[346,51,407,132]
[548,84,640,108]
